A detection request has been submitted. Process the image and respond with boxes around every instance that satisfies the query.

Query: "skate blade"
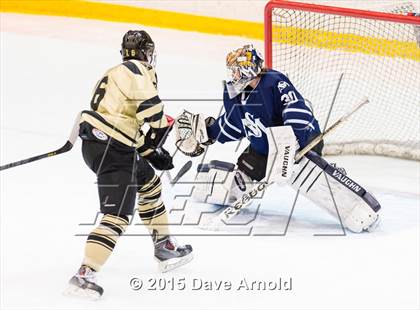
[63,283,102,301]
[157,252,193,273]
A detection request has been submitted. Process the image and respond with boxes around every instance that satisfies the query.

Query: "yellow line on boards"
[0,0,264,39]
[1,0,418,61]
[274,25,420,61]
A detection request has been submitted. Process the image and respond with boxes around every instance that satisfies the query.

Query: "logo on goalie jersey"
[242,112,267,138]
[277,81,289,93]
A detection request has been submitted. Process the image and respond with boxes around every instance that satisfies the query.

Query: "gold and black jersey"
[80,60,168,155]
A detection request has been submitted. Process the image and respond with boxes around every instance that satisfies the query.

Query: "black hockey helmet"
[120,30,155,64]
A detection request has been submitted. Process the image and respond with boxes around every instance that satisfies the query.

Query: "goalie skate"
[63,266,104,300]
[154,236,193,273]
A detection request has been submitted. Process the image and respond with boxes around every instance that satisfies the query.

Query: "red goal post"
[264,0,420,160]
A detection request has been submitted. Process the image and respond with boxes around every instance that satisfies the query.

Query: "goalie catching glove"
[174,110,215,157]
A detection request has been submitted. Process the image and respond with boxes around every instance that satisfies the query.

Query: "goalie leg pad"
[265,126,298,185]
[193,161,253,205]
[288,151,381,233]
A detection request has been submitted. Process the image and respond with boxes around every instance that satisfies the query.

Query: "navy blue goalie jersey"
[207,69,321,155]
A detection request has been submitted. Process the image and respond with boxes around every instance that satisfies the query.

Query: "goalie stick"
[0,113,81,171]
[220,97,370,221]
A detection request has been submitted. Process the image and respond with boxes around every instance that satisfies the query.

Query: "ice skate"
[154,235,193,273]
[64,265,104,300]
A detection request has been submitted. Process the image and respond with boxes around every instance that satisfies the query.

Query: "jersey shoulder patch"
[277,80,290,93]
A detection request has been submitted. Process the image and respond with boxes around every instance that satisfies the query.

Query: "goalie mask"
[225,44,264,98]
[121,30,156,66]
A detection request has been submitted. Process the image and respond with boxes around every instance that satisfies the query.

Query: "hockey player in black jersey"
[65,30,192,300]
[174,44,380,233]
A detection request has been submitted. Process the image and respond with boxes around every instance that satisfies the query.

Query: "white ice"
[1,14,419,310]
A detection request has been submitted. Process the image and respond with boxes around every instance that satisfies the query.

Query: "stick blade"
[171,160,193,185]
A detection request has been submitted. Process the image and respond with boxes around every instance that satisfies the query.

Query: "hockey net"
[265,1,420,160]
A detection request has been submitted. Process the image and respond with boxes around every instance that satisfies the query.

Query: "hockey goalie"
[174,44,381,233]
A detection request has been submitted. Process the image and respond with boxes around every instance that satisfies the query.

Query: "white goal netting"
[267,2,420,160]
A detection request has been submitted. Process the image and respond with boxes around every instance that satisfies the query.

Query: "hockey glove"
[174,110,215,157]
[144,125,172,150]
[143,147,174,171]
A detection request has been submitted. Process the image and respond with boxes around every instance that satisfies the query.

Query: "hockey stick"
[167,160,193,186]
[0,113,81,171]
[220,97,370,221]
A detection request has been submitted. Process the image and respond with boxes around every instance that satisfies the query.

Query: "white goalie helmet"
[225,44,264,98]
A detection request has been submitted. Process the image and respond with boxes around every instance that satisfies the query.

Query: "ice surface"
[1,14,419,310]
